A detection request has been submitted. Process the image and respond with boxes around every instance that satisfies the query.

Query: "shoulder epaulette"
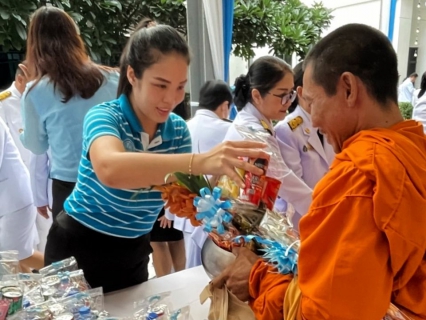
[260,119,273,136]
[222,118,232,123]
[0,91,11,102]
[287,116,303,131]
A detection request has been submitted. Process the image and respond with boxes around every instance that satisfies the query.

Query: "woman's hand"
[194,141,269,188]
[37,205,51,219]
[158,215,172,228]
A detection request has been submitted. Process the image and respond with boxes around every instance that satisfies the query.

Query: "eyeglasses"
[268,90,297,105]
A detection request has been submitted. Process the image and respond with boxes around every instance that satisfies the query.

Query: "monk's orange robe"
[249,120,426,319]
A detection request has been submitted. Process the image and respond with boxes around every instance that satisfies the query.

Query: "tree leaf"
[0,10,10,20]
[15,22,27,40]
[104,46,111,56]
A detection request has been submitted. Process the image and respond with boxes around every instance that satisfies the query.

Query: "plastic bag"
[169,306,191,320]
[134,291,173,320]
[233,125,287,182]
[39,257,78,277]
[41,269,90,300]
[0,251,20,277]
[2,273,42,293]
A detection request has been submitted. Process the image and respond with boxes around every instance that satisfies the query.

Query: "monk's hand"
[211,247,261,302]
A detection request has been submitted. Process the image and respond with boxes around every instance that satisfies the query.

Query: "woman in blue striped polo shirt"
[44,24,268,292]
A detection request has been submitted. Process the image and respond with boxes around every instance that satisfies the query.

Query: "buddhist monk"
[212,23,426,319]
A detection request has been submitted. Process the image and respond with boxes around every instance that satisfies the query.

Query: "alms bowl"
[201,237,236,279]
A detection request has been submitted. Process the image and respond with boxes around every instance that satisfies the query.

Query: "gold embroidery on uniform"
[287,116,303,131]
[0,91,12,102]
[260,119,273,136]
[304,128,310,134]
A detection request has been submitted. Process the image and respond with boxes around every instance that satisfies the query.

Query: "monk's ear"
[340,72,358,108]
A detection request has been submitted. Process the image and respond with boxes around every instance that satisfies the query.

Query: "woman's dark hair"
[173,101,190,120]
[233,56,293,111]
[135,17,157,30]
[418,71,426,99]
[199,80,233,112]
[26,6,106,103]
[117,24,190,97]
[288,61,304,114]
[118,18,157,96]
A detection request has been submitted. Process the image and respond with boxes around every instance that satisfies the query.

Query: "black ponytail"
[233,56,293,111]
[418,71,426,99]
[233,75,250,110]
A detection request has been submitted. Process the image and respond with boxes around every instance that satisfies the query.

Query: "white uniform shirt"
[0,118,33,216]
[413,93,426,133]
[0,83,31,168]
[275,105,335,189]
[398,78,415,103]
[173,109,232,232]
[224,103,312,219]
[29,150,53,208]
[412,89,421,108]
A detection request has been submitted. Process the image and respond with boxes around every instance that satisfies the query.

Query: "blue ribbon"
[193,187,233,234]
[170,309,181,320]
[234,235,299,275]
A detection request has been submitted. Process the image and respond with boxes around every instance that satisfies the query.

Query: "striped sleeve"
[83,104,121,152]
[177,120,192,154]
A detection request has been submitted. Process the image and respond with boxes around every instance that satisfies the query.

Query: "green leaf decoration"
[173,172,211,196]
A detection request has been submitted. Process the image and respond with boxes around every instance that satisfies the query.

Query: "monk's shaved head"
[304,24,399,106]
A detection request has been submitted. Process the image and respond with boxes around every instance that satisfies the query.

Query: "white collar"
[10,82,22,99]
[194,109,221,119]
[299,105,312,123]
[243,102,275,134]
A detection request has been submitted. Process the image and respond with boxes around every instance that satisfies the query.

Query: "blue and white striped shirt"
[64,94,192,238]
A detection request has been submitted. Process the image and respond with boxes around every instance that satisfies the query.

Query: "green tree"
[0,0,332,64]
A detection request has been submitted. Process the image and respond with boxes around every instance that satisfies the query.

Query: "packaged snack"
[260,177,282,211]
[239,157,269,208]
[2,273,42,293]
[39,257,78,277]
[134,292,173,320]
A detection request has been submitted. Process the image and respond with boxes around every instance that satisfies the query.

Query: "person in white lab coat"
[29,151,53,252]
[398,72,418,103]
[0,64,53,252]
[174,80,233,268]
[275,62,335,192]
[0,65,32,167]
[224,56,312,226]
[412,71,426,133]
[0,118,44,271]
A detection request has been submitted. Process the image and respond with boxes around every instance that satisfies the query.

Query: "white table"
[104,266,211,319]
